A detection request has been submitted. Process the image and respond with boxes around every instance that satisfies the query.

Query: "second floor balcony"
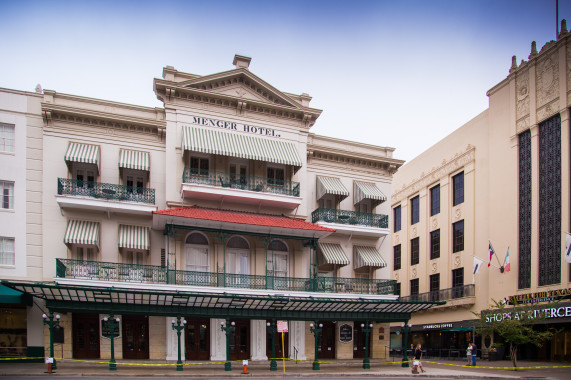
[181,168,302,209]
[399,284,475,308]
[56,178,157,215]
[311,208,389,237]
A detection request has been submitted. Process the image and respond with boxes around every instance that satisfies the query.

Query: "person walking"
[466,343,472,366]
[471,342,477,366]
[412,343,426,373]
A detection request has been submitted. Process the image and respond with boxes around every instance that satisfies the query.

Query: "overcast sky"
[1,0,570,162]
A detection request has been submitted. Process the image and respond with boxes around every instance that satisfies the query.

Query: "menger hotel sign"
[189,116,282,138]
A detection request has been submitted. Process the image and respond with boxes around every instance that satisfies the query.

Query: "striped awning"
[318,243,350,266]
[65,143,100,172]
[64,220,100,248]
[118,225,150,251]
[182,126,302,168]
[353,245,387,269]
[119,149,150,171]
[354,181,387,207]
[316,176,349,201]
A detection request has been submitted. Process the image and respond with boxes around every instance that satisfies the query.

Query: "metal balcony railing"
[311,208,389,228]
[399,284,475,302]
[57,178,155,204]
[182,168,300,197]
[56,258,396,295]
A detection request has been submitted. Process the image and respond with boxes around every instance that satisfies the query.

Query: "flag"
[503,248,510,273]
[473,257,484,274]
[488,242,495,267]
[565,233,571,264]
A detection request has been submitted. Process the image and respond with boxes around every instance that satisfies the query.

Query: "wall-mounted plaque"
[339,323,353,343]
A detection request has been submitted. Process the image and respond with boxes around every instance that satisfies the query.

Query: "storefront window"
[0,306,27,357]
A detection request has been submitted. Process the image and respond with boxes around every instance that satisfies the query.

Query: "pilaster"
[530,124,539,290]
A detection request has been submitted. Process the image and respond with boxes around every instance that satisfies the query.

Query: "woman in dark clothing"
[413,344,426,373]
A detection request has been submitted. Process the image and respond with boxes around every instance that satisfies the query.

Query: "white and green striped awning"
[182,126,302,168]
[65,143,100,172]
[64,220,100,248]
[119,149,150,171]
[318,243,350,266]
[118,225,150,251]
[353,245,386,269]
[316,176,349,201]
[353,181,387,207]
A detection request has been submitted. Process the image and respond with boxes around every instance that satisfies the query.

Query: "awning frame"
[353,245,387,269]
[316,176,349,201]
[118,149,150,172]
[64,142,101,173]
[118,225,150,251]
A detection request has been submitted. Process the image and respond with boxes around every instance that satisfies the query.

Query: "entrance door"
[72,313,100,359]
[185,318,210,360]
[317,321,336,359]
[353,323,372,358]
[266,321,289,359]
[122,315,149,359]
[229,319,249,360]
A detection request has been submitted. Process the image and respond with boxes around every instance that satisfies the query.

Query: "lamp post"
[220,319,235,371]
[42,312,60,370]
[266,321,277,371]
[361,322,373,369]
[104,315,120,371]
[309,322,323,371]
[400,322,412,368]
[171,317,187,371]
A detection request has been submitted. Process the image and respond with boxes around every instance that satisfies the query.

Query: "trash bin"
[488,351,497,361]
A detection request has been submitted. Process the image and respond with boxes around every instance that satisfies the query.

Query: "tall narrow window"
[452,220,464,253]
[410,237,419,265]
[518,130,532,289]
[394,282,401,296]
[0,124,15,153]
[452,268,464,298]
[430,229,440,259]
[410,278,419,296]
[429,273,440,301]
[267,166,285,186]
[393,206,401,232]
[452,171,464,206]
[0,237,15,265]
[410,196,419,225]
[0,181,14,209]
[393,244,401,271]
[430,185,440,216]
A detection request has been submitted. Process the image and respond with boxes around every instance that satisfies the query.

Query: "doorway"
[266,320,289,359]
[122,315,149,359]
[317,321,336,359]
[72,313,100,359]
[229,319,250,360]
[185,318,210,360]
[353,323,372,358]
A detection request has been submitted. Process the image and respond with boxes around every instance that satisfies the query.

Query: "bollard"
[242,359,248,374]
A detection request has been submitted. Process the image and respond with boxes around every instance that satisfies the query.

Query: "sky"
[1,0,570,162]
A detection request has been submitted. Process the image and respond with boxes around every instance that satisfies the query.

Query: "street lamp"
[266,321,278,371]
[400,322,412,368]
[42,312,60,370]
[103,315,120,371]
[171,317,187,371]
[309,322,323,371]
[361,322,373,369]
[220,320,235,371]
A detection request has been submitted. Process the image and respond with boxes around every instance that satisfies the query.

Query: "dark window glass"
[410,196,419,225]
[410,278,419,296]
[394,206,401,232]
[430,229,440,260]
[430,185,440,216]
[410,237,419,266]
[394,282,401,296]
[430,273,440,295]
[452,220,464,253]
[452,268,464,298]
[452,172,464,206]
[393,245,401,271]
[518,130,532,289]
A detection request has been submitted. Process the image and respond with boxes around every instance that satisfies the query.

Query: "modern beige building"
[390,23,571,361]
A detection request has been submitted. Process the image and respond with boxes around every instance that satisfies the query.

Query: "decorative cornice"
[392,145,475,204]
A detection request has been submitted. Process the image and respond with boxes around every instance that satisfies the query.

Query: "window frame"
[410,195,420,225]
[393,205,401,232]
[452,268,464,288]
[410,278,419,296]
[452,171,464,206]
[0,237,15,266]
[430,229,440,260]
[0,181,14,210]
[410,237,419,266]
[430,184,440,216]
[0,123,15,154]
[393,244,401,271]
[452,220,464,253]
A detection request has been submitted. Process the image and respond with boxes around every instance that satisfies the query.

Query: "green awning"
[118,225,150,250]
[316,176,349,201]
[318,243,350,266]
[119,149,150,171]
[354,181,386,207]
[182,126,302,168]
[65,142,100,172]
[354,245,387,269]
[0,284,30,305]
[64,220,100,248]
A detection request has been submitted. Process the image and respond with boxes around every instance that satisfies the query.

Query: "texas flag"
[503,248,510,273]
[488,242,495,267]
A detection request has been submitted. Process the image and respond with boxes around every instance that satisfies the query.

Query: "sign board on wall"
[277,320,288,333]
[339,324,353,343]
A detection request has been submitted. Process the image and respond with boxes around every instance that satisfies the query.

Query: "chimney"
[233,55,252,70]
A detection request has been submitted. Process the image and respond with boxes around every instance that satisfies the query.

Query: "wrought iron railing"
[56,259,396,295]
[57,178,155,204]
[182,168,300,197]
[399,284,475,302]
[311,208,389,228]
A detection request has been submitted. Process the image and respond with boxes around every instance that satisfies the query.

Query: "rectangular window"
[394,282,401,296]
[452,171,464,206]
[393,244,401,271]
[0,124,15,153]
[430,184,440,216]
[452,268,464,298]
[190,156,209,176]
[394,205,401,232]
[0,237,15,265]
[0,181,14,209]
[410,195,419,225]
[410,278,419,296]
[430,273,440,301]
[430,229,440,260]
[267,166,285,186]
[410,237,419,266]
[452,220,464,253]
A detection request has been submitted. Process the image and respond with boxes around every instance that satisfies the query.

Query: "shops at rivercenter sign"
[190,116,282,138]
[485,302,571,323]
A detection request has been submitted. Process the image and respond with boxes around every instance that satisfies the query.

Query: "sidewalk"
[1,358,570,378]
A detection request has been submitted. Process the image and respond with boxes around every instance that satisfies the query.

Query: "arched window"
[267,239,289,280]
[185,232,209,272]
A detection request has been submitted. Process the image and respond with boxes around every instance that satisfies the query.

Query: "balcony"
[311,208,389,237]
[56,258,397,296]
[56,178,157,215]
[399,284,475,308]
[181,168,302,209]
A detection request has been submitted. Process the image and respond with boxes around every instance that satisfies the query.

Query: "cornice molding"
[392,145,476,204]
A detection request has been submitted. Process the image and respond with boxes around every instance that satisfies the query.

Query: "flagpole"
[493,242,503,267]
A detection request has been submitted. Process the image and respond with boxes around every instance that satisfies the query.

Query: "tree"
[472,299,557,370]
